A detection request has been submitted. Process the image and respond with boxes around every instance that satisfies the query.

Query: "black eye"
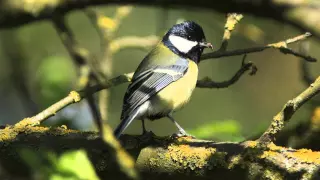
[187,36,191,40]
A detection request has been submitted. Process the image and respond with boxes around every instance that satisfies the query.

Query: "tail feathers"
[114,108,140,138]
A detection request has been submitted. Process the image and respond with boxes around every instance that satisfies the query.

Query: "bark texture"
[1,126,320,180]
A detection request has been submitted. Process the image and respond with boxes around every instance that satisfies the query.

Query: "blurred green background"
[0,6,319,142]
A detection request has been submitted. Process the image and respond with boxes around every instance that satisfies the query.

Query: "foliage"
[188,119,244,141]
[19,149,99,180]
[36,55,77,107]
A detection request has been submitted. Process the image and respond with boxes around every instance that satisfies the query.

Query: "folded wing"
[121,58,189,120]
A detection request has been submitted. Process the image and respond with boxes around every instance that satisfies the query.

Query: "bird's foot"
[142,130,153,136]
[171,131,196,139]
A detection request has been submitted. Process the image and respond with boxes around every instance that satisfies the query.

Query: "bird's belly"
[146,60,198,119]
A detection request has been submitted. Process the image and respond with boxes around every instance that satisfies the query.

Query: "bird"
[114,21,212,138]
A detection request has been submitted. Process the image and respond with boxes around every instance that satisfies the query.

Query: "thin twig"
[84,8,112,132]
[52,15,106,83]
[85,6,133,42]
[16,11,316,150]
[84,9,106,49]
[15,73,133,126]
[201,32,316,62]
[299,41,315,86]
[15,32,315,127]
[259,76,320,144]
[109,36,159,53]
[52,15,105,132]
[85,82,103,135]
[14,72,138,179]
[15,59,254,126]
[85,6,134,132]
[219,13,243,51]
[8,4,317,179]
[52,15,136,177]
[197,55,257,88]
[299,40,320,105]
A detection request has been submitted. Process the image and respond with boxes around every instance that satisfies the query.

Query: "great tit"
[114,21,212,138]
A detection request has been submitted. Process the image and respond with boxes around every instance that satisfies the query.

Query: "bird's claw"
[171,132,196,139]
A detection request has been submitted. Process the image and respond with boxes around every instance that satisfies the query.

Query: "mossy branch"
[52,13,107,139]
[219,13,243,52]
[15,73,138,179]
[6,10,317,132]
[3,4,319,178]
[1,127,320,179]
[259,76,320,144]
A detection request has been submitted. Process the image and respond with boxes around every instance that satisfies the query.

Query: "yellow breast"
[149,60,198,114]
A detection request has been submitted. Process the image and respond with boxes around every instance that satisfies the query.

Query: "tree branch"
[52,14,106,84]
[1,0,320,40]
[13,12,315,147]
[299,41,316,86]
[2,1,320,178]
[197,55,257,88]
[201,32,316,62]
[219,13,243,51]
[27,14,139,175]
[14,63,256,127]
[14,73,138,179]
[13,31,315,129]
[259,76,320,144]
[52,13,106,135]
[109,36,159,53]
[1,127,320,179]
[83,6,137,139]
[15,73,134,127]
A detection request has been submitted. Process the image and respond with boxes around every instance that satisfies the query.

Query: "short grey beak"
[199,42,213,49]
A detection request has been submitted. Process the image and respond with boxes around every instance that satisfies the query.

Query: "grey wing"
[120,59,189,120]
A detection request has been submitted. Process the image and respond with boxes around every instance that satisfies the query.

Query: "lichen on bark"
[1,126,319,179]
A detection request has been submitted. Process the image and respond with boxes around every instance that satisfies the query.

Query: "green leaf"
[188,120,244,141]
[19,149,55,179]
[36,55,76,107]
[50,150,99,180]
[19,149,99,180]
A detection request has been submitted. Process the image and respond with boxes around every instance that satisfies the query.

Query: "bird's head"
[162,21,213,63]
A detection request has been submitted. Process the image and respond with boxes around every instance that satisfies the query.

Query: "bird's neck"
[186,48,203,63]
[162,41,201,63]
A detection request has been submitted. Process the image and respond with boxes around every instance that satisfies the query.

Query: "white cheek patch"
[169,35,197,53]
